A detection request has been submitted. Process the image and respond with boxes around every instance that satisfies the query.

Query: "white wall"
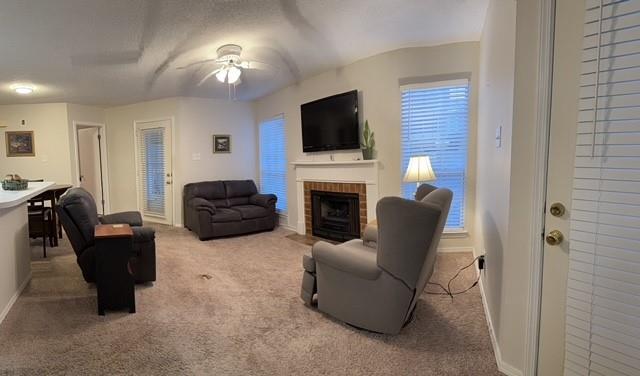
[0,103,72,183]
[475,0,519,373]
[105,97,256,226]
[253,43,479,249]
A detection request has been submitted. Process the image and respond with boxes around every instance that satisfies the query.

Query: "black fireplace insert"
[311,190,360,242]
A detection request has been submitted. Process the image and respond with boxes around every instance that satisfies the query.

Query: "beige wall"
[253,43,479,249]
[0,103,72,184]
[105,97,256,226]
[475,0,519,372]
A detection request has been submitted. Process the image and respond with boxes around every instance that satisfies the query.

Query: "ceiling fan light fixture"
[216,69,228,83]
[227,66,242,84]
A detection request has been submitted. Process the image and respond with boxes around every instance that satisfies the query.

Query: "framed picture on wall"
[6,131,35,157]
[213,134,231,153]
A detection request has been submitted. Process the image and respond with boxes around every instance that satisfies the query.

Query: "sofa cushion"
[224,180,258,198]
[184,181,226,201]
[211,208,242,223]
[211,198,230,208]
[230,205,270,219]
[228,196,249,206]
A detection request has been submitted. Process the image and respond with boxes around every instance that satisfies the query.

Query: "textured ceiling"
[0,0,488,106]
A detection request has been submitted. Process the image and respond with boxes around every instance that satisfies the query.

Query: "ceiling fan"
[178,44,271,87]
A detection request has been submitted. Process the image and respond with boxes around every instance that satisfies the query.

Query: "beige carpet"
[0,224,500,375]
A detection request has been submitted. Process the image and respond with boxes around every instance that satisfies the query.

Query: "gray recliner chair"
[301,185,452,334]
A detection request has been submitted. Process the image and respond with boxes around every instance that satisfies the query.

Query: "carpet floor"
[0,225,501,375]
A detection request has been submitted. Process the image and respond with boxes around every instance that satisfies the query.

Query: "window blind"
[565,1,640,375]
[137,127,166,217]
[401,80,469,230]
[259,115,287,213]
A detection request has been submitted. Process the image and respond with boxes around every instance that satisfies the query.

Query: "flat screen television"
[301,90,359,152]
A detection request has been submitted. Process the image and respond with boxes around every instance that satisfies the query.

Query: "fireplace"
[311,190,361,242]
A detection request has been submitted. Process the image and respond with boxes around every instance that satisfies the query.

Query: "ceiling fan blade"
[197,68,223,86]
[177,59,218,70]
[238,60,273,71]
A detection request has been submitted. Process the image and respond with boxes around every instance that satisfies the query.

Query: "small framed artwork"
[213,134,231,153]
[6,131,35,157]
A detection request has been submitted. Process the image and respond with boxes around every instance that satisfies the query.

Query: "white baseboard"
[478,276,523,376]
[0,271,32,325]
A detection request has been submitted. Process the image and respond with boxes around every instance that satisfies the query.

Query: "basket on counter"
[2,179,29,191]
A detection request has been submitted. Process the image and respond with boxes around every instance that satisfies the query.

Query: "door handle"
[549,202,566,217]
[545,230,564,246]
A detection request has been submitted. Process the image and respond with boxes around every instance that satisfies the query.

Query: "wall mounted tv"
[301,90,359,152]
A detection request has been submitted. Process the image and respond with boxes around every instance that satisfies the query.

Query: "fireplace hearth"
[311,190,360,242]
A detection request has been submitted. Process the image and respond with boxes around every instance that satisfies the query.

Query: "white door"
[537,1,585,374]
[135,119,173,225]
[540,1,640,375]
[77,126,106,214]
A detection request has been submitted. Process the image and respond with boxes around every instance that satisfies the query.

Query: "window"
[259,115,287,213]
[401,79,469,230]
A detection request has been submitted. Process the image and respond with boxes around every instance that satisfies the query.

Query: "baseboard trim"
[477,277,523,376]
[0,271,32,325]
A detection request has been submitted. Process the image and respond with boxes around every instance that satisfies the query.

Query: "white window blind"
[401,80,469,230]
[565,1,640,375]
[137,127,166,217]
[259,115,287,213]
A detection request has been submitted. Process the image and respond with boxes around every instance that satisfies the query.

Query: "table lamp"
[403,156,436,188]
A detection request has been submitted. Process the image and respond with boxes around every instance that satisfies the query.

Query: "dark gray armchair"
[301,186,452,334]
[56,188,156,283]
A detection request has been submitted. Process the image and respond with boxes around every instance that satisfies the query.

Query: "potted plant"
[361,120,375,160]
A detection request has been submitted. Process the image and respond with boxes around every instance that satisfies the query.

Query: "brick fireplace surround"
[304,181,368,236]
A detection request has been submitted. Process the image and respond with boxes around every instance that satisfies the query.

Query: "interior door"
[135,119,173,225]
[77,126,105,214]
[537,1,585,374]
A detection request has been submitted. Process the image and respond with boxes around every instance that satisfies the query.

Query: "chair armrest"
[249,193,277,208]
[362,224,378,248]
[312,241,381,280]
[132,226,155,243]
[189,198,216,215]
[100,211,143,226]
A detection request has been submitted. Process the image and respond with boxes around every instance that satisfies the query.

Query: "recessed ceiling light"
[11,84,35,95]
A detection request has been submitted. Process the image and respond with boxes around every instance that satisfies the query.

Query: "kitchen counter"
[0,181,55,209]
[0,181,55,323]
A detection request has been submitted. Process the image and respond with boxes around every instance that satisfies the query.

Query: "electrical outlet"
[495,126,502,148]
[478,255,485,270]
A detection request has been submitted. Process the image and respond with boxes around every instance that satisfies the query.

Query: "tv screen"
[301,90,359,152]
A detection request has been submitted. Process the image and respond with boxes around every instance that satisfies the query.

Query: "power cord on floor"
[426,256,481,299]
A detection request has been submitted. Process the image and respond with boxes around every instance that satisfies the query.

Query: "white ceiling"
[0,0,488,106]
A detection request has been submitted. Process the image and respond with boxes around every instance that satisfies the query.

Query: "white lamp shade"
[227,66,242,84]
[215,69,227,83]
[403,156,436,183]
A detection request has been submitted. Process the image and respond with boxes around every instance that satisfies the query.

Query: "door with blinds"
[135,119,173,225]
[539,0,640,375]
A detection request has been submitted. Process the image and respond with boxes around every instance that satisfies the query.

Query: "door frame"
[71,121,111,214]
[524,0,557,375]
[132,117,176,226]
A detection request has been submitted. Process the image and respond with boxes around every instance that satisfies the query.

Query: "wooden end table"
[95,224,136,316]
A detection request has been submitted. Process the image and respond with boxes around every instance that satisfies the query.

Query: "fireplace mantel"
[292,159,380,235]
